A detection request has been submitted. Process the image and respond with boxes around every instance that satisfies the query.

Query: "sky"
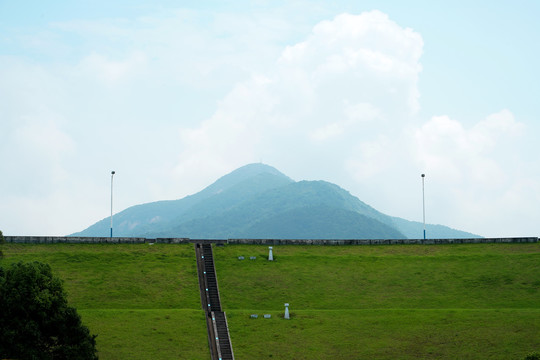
[1,0,539,238]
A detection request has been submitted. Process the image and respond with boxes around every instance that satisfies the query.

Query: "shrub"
[0,261,98,359]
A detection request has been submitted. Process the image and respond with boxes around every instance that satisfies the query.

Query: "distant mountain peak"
[225,163,290,179]
[72,163,479,239]
[205,163,293,193]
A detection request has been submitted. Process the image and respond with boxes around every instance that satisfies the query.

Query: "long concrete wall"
[4,236,538,245]
[3,236,224,244]
[5,236,148,244]
[227,237,539,245]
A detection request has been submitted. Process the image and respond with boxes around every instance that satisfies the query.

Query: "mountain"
[72,163,479,239]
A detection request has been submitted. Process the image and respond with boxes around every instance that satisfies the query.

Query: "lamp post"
[421,173,426,240]
[110,171,115,238]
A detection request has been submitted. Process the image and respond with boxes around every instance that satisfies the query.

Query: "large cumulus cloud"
[175,11,424,183]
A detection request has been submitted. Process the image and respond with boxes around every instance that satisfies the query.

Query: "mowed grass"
[2,242,539,359]
[79,309,208,359]
[213,244,540,359]
[1,243,201,309]
[214,244,540,310]
[1,243,207,359]
[227,309,540,360]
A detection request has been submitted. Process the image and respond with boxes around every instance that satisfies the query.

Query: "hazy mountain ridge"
[72,163,479,239]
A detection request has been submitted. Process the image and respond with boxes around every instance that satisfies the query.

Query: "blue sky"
[1,1,539,237]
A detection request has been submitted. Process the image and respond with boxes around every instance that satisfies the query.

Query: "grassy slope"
[227,309,540,359]
[213,244,540,359]
[1,243,539,359]
[215,244,540,310]
[78,309,208,359]
[1,244,208,359]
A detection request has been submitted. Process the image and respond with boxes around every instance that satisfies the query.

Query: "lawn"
[1,242,539,359]
[227,309,540,360]
[214,243,540,310]
[79,309,208,359]
[214,244,540,359]
[1,243,207,359]
[1,243,201,309]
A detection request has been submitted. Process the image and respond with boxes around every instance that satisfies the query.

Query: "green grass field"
[214,244,540,359]
[1,242,539,359]
[1,243,209,359]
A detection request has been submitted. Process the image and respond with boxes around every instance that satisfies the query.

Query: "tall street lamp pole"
[421,173,426,240]
[110,171,115,238]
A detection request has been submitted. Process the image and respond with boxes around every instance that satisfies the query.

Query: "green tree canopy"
[0,230,4,258]
[0,261,97,359]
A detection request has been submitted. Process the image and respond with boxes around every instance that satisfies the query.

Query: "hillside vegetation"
[1,242,538,359]
[73,163,478,239]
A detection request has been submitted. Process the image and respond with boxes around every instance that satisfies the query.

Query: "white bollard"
[268,246,274,261]
[284,303,290,319]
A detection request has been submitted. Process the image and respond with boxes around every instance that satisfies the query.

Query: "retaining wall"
[5,236,148,244]
[4,236,538,245]
[3,236,227,245]
[227,237,539,245]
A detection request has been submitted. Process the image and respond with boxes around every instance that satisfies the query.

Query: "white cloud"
[77,51,148,85]
[310,102,381,141]
[279,11,423,114]
[174,11,424,182]
[414,109,524,185]
[344,101,381,123]
[15,119,75,156]
[345,135,392,179]
[341,108,537,238]
[408,109,535,236]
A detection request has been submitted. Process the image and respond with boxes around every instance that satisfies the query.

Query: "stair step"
[197,244,233,359]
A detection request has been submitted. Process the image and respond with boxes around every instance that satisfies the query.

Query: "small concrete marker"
[264,314,271,319]
[268,246,274,261]
[250,314,258,318]
[250,256,256,260]
[284,303,290,319]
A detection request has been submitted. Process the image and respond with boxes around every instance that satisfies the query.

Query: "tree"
[0,261,98,359]
[0,230,4,258]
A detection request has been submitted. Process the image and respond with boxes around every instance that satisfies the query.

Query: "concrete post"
[284,303,289,319]
[268,246,273,261]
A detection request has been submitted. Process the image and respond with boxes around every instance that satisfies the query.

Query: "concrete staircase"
[195,243,234,360]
